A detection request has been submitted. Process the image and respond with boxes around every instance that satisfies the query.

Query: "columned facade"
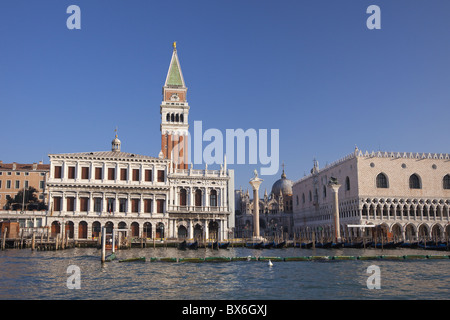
[293,149,450,242]
[45,43,234,241]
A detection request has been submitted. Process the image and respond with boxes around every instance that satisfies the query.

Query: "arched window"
[309,191,312,202]
[409,174,421,189]
[376,173,388,188]
[180,114,184,123]
[323,185,326,198]
[345,176,350,191]
[175,114,179,122]
[443,174,450,189]
[166,113,170,122]
[171,113,175,122]
[302,193,305,203]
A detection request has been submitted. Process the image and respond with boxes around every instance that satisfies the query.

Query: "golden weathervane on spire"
[173,41,177,50]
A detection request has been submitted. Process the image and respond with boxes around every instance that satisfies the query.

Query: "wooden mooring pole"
[1,227,6,250]
[101,227,106,263]
[31,233,36,251]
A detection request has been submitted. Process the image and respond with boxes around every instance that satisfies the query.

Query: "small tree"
[5,187,47,211]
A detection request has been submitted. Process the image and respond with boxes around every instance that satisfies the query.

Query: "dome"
[111,134,121,152]
[271,170,293,196]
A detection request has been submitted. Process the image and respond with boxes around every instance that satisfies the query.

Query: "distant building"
[0,161,49,210]
[235,167,293,238]
[45,43,234,241]
[292,148,450,242]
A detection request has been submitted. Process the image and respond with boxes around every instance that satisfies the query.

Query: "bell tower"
[160,42,189,169]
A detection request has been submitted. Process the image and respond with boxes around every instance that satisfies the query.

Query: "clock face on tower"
[170,93,180,101]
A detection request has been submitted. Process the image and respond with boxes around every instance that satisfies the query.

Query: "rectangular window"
[156,199,164,213]
[15,180,20,189]
[53,197,62,211]
[6,180,11,189]
[95,167,102,180]
[119,199,127,212]
[94,198,102,212]
[131,199,139,213]
[24,181,29,189]
[0,181,2,188]
[145,169,152,182]
[39,181,44,189]
[15,172,20,176]
[67,197,75,211]
[157,170,165,182]
[81,167,89,180]
[120,168,127,181]
[80,197,88,212]
[107,198,115,213]
[108,168,115,180]
[54,166,62,179]
[68,166,75,179]
[132,169,139,181]
[144,199,152,213]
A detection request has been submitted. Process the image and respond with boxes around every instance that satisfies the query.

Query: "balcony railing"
[168,205,229,213]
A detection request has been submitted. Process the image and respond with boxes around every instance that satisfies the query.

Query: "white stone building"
[293,148,450,242]
[46,43,234,241]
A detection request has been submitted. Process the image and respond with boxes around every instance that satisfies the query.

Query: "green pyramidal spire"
[165,42,185,88]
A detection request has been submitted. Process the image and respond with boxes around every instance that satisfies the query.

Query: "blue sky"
[1,0,449,193]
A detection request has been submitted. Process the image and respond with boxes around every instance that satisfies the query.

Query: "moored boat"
[246,241,264,249]
[178,240,187,250]
[274,241,286,248]
[301,242,313,249]
[218,242,230,249]
[263,242,274,249]
[188,241,198,250]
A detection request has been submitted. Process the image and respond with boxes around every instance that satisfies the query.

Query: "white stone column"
[188,220,193,239]
[62,192,67,212]
[152,195,156,214]
[328,179,342,242]
[205,220,209,240]
[249,171,263,240]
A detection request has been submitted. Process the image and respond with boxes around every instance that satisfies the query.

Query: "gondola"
[331,242,343,249]
[188,241,198,250]
[301,242,313,249]
[344,242,365,248]
[274,241,286,248]
[178,240,187,250]
[370,241,397,249]
[263,242,274,249]
[218,242,230,249]
[321,241,333,249]
[246,241,264,249]
[418,242,448,251]
[208,241,219,249]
